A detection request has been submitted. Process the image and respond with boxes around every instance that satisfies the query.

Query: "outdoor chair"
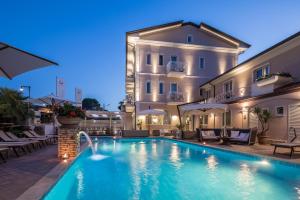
[5,132,43,149]
[272,128,300,158]
[152,130,160,137]
[198,128,221,143]
[0,130,36,151]
[22,131,49,145]
[29,129,57,143]
[228,128,257,145]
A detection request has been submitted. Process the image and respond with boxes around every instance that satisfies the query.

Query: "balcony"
[256,73,292,87]
[214,87,251,103]
[167,92,184,105]
[124,94,134,112]
[252,73,293,96]
[166,61,186,78]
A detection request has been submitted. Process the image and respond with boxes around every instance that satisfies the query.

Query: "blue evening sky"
[0,0,300,110]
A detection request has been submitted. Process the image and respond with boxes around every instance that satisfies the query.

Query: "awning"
[0,42,58,79]
[180,103,228,112]
[137,109,166,116]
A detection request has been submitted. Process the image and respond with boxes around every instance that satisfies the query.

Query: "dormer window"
[253,64,270,82]
[187,35,193,43]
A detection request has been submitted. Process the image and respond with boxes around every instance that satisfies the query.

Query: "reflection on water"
[206,155,218,170]
[152,142,157,157]
[236,163,254,198]
[294,187,300,199]
[169,144,183,169]
[76,170,84,199]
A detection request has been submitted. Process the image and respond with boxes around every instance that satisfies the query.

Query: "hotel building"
[123,21,250,131]
[180,31,300,141]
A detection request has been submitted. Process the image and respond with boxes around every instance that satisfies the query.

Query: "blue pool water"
[44,138,300,200]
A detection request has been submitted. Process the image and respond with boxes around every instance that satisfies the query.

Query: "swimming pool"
[44,138,300,200]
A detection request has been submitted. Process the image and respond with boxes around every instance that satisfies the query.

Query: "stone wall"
[58,128,79,159]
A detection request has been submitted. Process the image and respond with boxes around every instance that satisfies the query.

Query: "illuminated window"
[146,53,151,65]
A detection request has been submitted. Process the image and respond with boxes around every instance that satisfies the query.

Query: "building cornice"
[128,37,245,54]
[137,72,203,78]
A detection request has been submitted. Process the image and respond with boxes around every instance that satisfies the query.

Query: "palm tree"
[0,87,33,124]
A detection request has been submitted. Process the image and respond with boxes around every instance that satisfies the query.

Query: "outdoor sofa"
[197,128,222,142]
[121,130,149,137]
[226,128,257,145]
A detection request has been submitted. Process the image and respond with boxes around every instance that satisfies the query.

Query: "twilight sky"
[0,0,300,110]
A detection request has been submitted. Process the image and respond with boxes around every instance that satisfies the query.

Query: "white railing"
[168,92,184,102]
[166,61,185,73]
[214,87,251,103]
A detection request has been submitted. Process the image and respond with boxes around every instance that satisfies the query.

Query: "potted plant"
[176,123,185,139]
[56,103,85,128]
[251,107,272,144]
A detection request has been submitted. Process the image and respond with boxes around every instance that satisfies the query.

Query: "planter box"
[57,116,82,128]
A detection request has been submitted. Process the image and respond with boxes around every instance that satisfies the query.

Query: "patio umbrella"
[0,42,58,79]
[26,94,76,106]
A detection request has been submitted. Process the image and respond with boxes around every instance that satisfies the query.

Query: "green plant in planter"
[0,87,33,124]
[251,107,272,138]
[56,103,85,118]
[176,123,185,130]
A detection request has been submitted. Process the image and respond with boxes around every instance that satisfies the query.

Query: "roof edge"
[199,31,300,88]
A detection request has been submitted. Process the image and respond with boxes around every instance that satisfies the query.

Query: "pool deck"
[0,144,61,200]
[1,137,300,200]
[180,139,300,164]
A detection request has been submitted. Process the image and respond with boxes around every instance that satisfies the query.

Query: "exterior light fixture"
[62,153,69,163]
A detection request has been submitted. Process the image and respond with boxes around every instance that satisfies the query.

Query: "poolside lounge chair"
[22,131,50,145]
[0,147,9,162]
[228,128,257,145]
[0,130,37,151]
[5,132,43,148]
[198,128,221,143]
[272,128,300,158]
[0,142,29,157]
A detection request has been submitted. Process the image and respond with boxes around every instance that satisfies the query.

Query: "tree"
[118,101,124,111]
[252,107,272,137]
[0,87,33,124]
[82,98,103,111]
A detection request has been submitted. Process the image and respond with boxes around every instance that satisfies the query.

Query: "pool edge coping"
[18,136,300,200]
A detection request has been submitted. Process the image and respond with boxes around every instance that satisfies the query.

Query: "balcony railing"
[167,92,184,105]
[214,87,251,103]
[166,61,186,78]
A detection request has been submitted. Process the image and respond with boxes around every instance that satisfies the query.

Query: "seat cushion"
[238,132,249,142]
[231,131,240,138]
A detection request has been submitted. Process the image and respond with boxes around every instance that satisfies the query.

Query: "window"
[187,35,193,43]
[222,111,231,126]
[253,64,270,82]
[159,55,164,66]
[199,57,205,69]
[146,81,151,94]
[159,82,164,94]
[276,106,284,117]
[223,80,233,99]
[171,56,177,62]
[146,53,151,65]
[224,80,233,93]
[170,83,177,93]
[200,88,203,96]
[200,115,208,125]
